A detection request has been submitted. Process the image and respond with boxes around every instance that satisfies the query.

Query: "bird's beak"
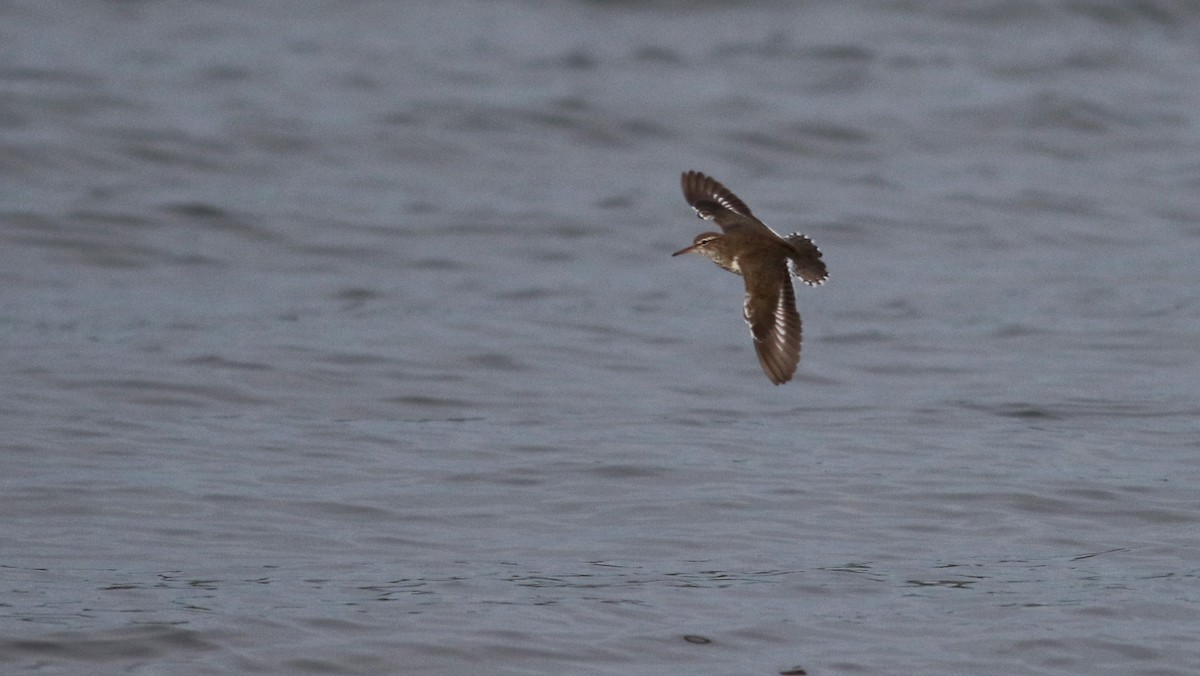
[672,243,698,257]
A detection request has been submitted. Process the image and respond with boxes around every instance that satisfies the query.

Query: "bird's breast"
[706,253,741,275]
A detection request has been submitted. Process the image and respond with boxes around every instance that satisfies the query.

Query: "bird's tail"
[785,234,828,286]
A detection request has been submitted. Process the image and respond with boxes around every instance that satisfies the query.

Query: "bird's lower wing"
[743,271,802,385]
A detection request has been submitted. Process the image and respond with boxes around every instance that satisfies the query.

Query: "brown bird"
[673,171,828,385]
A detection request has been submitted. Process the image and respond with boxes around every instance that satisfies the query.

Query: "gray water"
[3,1,1200,674]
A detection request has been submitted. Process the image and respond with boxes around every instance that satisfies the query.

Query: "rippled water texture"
[3,1,1199,674]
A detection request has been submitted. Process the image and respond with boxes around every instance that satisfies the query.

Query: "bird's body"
[673,171,827,385]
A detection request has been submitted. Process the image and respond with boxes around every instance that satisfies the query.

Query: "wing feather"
[742,266,802,385]
[681,171,773,234]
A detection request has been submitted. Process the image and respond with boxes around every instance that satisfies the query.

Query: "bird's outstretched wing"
[742,266,802,385]
[681,171,767,233]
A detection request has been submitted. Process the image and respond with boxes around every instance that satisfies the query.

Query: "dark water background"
[3,1,1199,674]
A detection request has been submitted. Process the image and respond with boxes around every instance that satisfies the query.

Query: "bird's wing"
[784,233,829,286]
[742,266,801,385]
[681,171,770,233]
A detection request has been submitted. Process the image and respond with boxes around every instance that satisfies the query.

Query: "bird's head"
[671,232,722,257]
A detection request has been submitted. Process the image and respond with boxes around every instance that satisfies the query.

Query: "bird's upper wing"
[682,171,769,234]
[742,265,802,385]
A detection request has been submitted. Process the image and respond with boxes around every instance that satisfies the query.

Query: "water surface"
[3,1,1199,674]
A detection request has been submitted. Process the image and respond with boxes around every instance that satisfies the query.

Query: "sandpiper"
[673,170,827,385]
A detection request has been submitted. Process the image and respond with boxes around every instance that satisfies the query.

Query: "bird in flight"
[673,171,828,385]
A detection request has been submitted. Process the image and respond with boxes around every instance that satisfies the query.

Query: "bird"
[672,170,827,385]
